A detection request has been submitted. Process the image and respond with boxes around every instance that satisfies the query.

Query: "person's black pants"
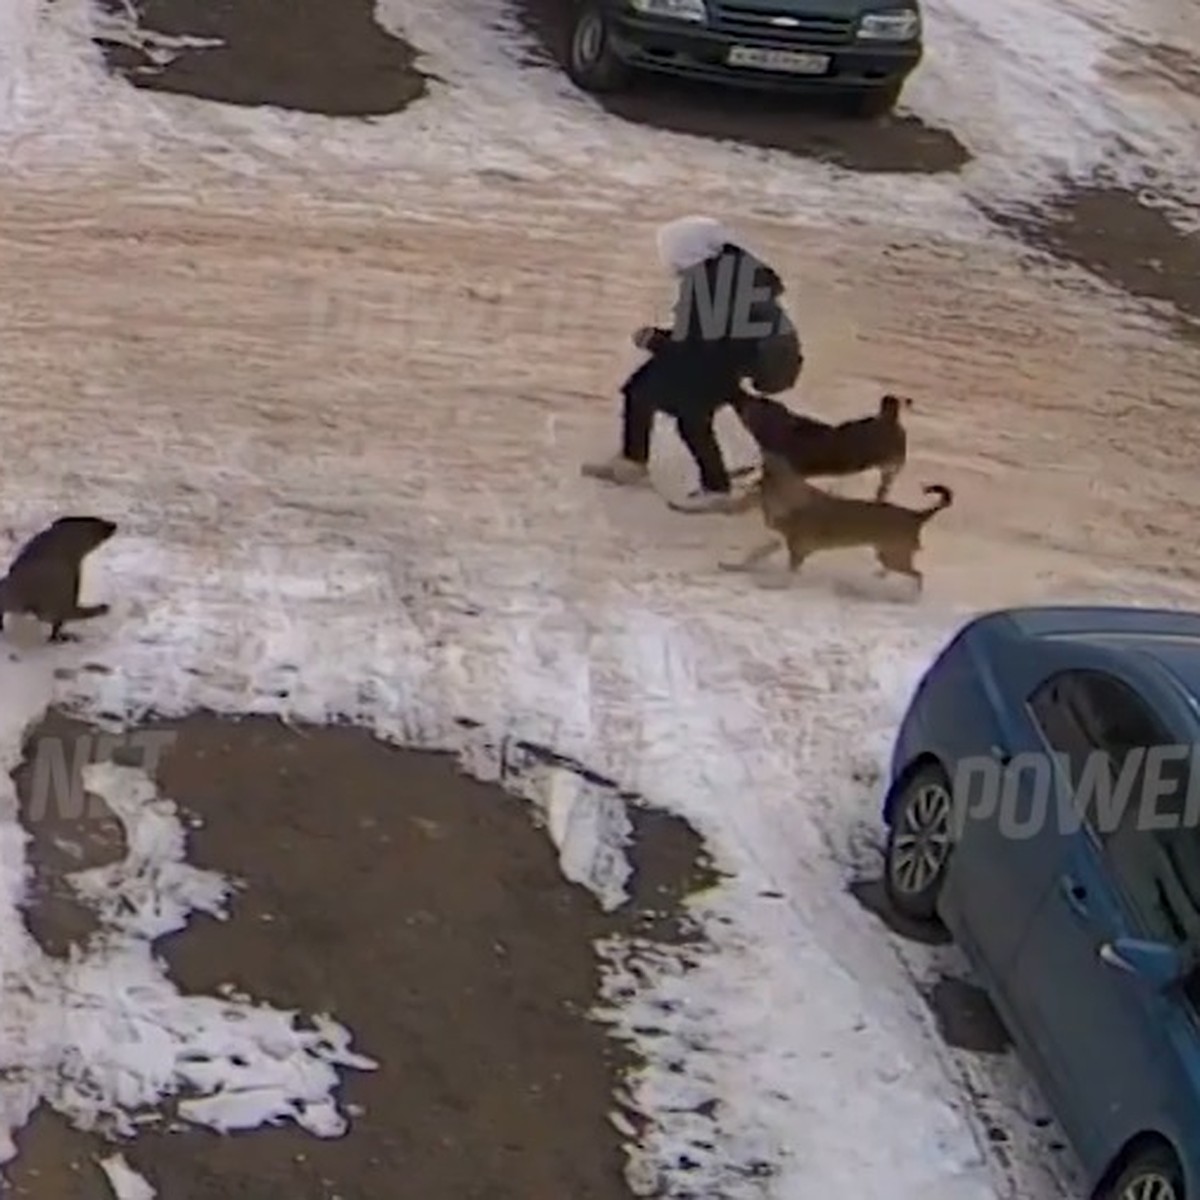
[620,375,731,494]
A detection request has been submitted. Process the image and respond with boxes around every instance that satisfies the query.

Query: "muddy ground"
[984,184,1200,344]
[94,0,426,115]
[4,711,715,1199]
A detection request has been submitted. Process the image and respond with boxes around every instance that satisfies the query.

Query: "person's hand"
[632,326,657,350]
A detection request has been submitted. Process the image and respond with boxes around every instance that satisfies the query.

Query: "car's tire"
[1103,1145,1185,1200]
[566,3,633,93]
[883,761,955,922]
[848,79,903,117]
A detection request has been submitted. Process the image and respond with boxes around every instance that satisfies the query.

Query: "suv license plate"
[726,46,830,74]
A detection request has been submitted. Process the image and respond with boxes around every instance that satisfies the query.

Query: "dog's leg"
[876,545,923,594]
[719,540,781,572]
[787,540,809,573]
[46,603,109,644]
[47,616,81,643]
[875,461,901,502]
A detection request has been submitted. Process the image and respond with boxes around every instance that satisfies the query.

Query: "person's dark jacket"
[635,243,801,413]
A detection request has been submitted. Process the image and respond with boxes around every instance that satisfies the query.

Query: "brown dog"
[718,452,951,592]
[0,516,117,642]
[729,390,912,501]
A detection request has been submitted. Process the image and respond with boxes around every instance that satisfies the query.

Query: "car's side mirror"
[1099,937,1188,990]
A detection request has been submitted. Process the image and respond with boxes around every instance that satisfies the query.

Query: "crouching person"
[582,215,802,512]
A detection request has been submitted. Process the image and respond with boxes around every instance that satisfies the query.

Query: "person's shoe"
[581,454,650,486]
[673,488,740,514]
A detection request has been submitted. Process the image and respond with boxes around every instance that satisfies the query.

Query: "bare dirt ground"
[94,0,426,114]
[986,183,1200,344]
[7,710,712,1199]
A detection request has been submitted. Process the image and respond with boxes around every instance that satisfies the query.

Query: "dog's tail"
[917,484,953,520]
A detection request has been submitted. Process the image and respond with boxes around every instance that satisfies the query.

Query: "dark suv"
[563,0,923,116]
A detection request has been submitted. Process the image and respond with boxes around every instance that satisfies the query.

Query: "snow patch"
[910,0,1200,215]
[457,720,636,913]
[99,1152,155,1200]
[93,3,224,71]
[68,761,229,939]
[0,736,376,1156]
[14,534,1016,1198]
[501,741,634,914]
[539,768,632,912]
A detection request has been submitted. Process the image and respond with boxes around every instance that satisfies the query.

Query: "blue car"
[881,605,1200,1200]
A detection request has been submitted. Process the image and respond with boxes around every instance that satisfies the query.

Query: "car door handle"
[1098,943,1131,972]
[1060,875,1090,919]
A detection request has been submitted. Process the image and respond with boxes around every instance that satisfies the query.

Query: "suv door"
[1008,669,1185,1168]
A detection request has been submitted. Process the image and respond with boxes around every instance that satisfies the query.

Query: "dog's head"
[879,394,913,421]
[759,450,798,488]
[50,516,118,554]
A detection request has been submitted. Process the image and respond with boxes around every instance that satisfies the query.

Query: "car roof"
[985,605,1200,641]
[967,605,1200,711]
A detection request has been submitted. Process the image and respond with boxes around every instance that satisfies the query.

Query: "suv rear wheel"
[566,3,633,93]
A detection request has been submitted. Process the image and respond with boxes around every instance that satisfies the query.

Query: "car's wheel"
[566,3,633,93]
[1104,1145,1185,1200]
[884,762,954,921]
[848,79,903,117]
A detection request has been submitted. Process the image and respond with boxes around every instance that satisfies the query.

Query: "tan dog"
[729,390,911,501]
[717,452,952,592]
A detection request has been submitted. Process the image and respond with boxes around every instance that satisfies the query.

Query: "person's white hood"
[655,215,732,274]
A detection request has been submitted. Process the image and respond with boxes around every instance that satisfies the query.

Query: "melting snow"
[0,737,376,1156]
[99,1152,155,1200]
[912,0,1200,218]
[0,531,1012,1199]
